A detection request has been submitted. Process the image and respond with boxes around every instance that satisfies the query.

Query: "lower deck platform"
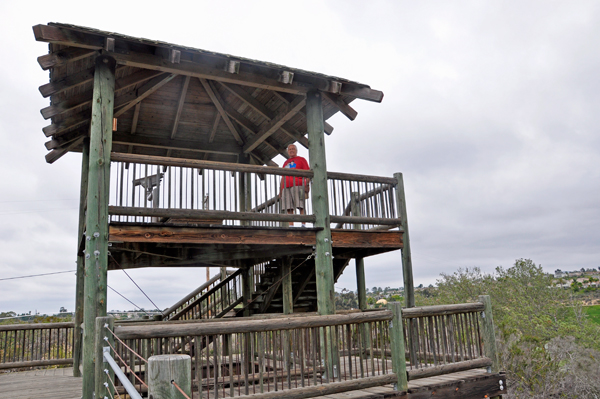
[0,368,504,399]
[107,223,403,269]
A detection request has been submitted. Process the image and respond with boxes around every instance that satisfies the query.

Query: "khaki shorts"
[281,185,305,211]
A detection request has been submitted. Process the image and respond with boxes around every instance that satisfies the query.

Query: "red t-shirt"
[281,156,310,188]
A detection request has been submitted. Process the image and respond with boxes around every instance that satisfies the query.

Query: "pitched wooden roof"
[33,23,384,165]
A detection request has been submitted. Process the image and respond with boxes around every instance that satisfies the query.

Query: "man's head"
[287,144,298,158]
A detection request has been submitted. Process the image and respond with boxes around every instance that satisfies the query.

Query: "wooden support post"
[387,303,408,392]
[351,192,367,311]
[306,90,335,316]
[394,173,414,308]
[95,316,114,399]
[82,55,116,399]
[149,354,192,399]
[307,90,338,381]
[282,257,293,315]
[73,138,89,377]
[479,295,500,373]
[243,263,254,317]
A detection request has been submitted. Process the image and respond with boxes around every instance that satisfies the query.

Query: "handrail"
[334,184,395,229]
[109,206,316,223]
[162,271,231,319]
[0,321,74,331]
[115,310,392,339]
[103,348,143,399]
[111,153,314,178]
[402,302,484,317]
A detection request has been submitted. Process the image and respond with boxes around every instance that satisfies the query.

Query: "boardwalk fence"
[0,322,74,370]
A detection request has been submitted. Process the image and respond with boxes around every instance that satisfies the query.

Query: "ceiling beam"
[170,76,191,139]
[42,73,175,137]
[41,69,164,120]
[243,95,306,153]
[322,92,358,121]
[198,78,244,145]
[112,132,242,155]
[219,82,309,148]
[272,91,334,135]
[114,73,177,117]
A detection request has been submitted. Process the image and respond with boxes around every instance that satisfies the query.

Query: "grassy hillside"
[583,305,600,325]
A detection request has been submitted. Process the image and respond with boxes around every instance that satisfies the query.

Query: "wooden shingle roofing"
[34,23,384,165]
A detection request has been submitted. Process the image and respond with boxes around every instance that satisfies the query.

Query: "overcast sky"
[1,0,598,315]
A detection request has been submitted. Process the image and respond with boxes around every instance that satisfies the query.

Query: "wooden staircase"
[163,256,351,320]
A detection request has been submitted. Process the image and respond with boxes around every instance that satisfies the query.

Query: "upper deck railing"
[108,153,402,230]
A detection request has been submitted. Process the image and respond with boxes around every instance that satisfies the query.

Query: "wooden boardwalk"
[0,368,503,399]
[0,368,80,399]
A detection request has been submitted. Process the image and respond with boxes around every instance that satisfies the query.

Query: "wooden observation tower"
[29,23,505,399]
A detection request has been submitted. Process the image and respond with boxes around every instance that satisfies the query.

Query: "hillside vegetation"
[417,259,600,398]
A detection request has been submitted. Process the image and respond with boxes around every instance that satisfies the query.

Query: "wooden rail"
[108,153,404,230]
[0,322,74,370]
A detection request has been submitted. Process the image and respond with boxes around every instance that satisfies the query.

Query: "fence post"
[149,354,192,399]
[95,316,114,399]
[479,295,499,373]
[387,302,408,392]
[393,173,414,308]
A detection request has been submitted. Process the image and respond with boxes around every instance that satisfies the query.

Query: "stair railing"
[162,271,232,321]
[167,269,244,321]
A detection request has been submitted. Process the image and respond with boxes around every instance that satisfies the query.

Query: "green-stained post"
[307,90,338,381]
[306,90,335,315]
[82,55,116,399]
[479,295,500,373]
[351,192,367,311]
[387,302,408,392]
[149,354,192,399]
[95,316,114,399]
[394,173,414,308]
[73,138,89,377]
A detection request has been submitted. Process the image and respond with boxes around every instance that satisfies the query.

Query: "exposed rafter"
[243,95,306,153]
[114,73,177,117]
[170,76,191,139]
[199,78,244,145]
[218,83,309,149]
[322,92,358,121]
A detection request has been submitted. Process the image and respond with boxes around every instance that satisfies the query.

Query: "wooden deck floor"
[0,368,504,399]
[0,368,81,399]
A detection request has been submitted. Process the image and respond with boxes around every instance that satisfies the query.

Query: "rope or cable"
[107,285,150,315]
[110,254,162,313]
[104,338,149,388]
[104,325,148,364]
[121,268,162,313]
[104,376,122,399]
[171,380,192,399]
[0,270,75,281]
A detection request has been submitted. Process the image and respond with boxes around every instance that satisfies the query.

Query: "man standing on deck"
[279,144,310,227]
